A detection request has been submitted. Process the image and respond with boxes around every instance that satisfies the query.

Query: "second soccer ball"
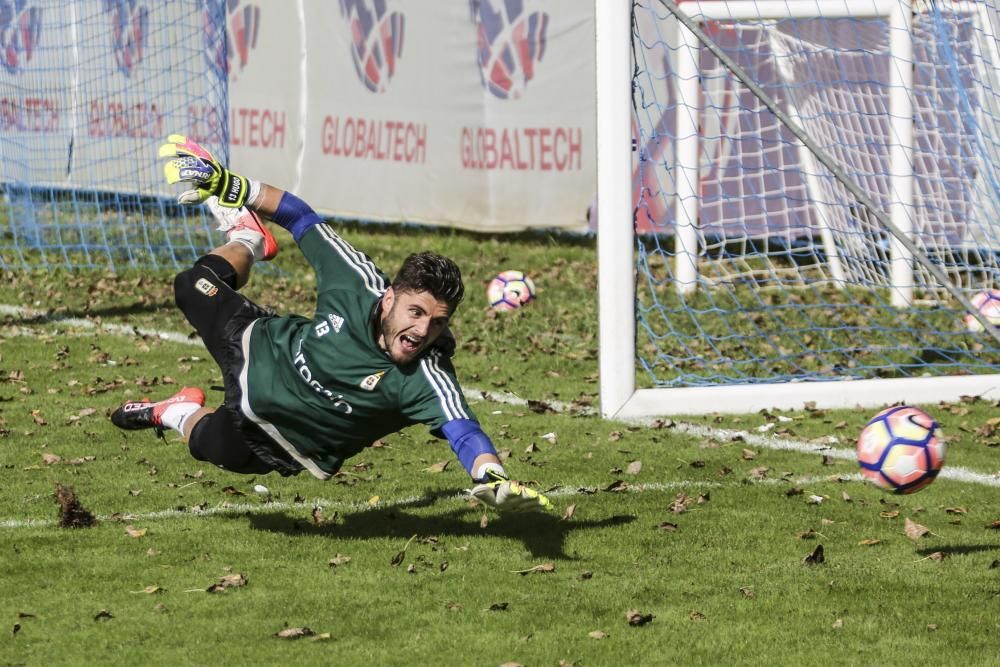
[856,406,945,494]
[487,270,536,311]
[965,289,1000,333]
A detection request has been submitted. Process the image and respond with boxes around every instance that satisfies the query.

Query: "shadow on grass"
[247,488,635,560]
[2,301,175,322]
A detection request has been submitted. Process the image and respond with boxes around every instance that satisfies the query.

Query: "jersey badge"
[360,371,385,391]
[195,278,218,297]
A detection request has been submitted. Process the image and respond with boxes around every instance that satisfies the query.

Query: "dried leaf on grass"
[206,573,248,593]
[328,554,352,568]
[905,518,931,540]
[390,534,418,567]
[668,492,694,514]
[311,506,326,525]
[803,544,825,566]
[511,563,555,575]
[625,609,654,626]
[54,483,96,528]
[131,585,163,595]
[274,627,314,639]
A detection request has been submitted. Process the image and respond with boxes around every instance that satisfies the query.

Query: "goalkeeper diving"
[109,134,553,513]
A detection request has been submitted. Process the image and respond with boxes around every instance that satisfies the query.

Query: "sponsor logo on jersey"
[360,371,384,391]
[195,278,218,296]
[314,312,345,337]
[292,347,354,414]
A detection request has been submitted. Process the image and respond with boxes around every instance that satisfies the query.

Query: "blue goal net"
[0,0,229,271]
[629,0,1000,389]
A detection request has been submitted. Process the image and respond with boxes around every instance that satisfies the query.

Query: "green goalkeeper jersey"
[238,223,476,479]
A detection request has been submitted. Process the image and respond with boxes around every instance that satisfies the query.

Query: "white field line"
[0,304,196,345]
[0,476,848,530]
[4,303,999,495]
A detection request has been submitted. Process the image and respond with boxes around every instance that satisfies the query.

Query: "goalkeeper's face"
[379,287,451,364]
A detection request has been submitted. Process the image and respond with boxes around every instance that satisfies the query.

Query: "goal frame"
[596,0,1000,418]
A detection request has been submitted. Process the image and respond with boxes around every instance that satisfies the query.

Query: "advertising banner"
[227,0,595,233]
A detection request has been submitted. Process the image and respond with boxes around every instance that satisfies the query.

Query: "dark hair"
[392,252,465,313]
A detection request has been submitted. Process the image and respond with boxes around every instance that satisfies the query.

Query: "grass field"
[2,224,999,666]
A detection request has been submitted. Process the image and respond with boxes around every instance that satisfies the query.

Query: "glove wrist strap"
[245,179,262,208]
[472,462,507,484]
[217,171,249,207]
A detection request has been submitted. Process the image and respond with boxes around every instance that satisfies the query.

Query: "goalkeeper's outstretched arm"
[157,133,322,243]
[441,419,554,512]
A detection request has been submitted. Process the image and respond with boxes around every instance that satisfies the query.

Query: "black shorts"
[173,257,304,477]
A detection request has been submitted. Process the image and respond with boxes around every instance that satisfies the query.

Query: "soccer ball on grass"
[856,406,945,494]
[487,270,536,311]
[964,289,1000,333]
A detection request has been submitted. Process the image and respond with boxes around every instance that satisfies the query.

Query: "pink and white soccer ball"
[964,289,1000,333]
[487,270,536,311]
[856,406,945,494]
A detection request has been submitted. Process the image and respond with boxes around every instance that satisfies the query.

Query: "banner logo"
[470,0,548,100]
[104,0,148,77]
[201,0,260,80]
[0,0,41,74]
[339,0,405,93]
[227,0,259,77]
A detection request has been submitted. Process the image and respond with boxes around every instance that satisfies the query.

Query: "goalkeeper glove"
[159,134,250,208]
[470,466,553,512]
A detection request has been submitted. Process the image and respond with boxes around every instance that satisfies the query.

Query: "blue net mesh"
[632,1,1000,387]
[0,0,229,271]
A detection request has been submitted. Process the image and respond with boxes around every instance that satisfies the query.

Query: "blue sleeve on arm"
[271,191,324,242]
[440,419,498,476]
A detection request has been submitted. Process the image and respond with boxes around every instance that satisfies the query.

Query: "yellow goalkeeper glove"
[159,134,249,208]
[470,468,554,512]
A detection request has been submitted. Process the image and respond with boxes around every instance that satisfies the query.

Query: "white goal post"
[596,0,1000,418]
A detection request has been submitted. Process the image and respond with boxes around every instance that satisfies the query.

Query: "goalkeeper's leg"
[184,409,274,474]
[173,254,273,369]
